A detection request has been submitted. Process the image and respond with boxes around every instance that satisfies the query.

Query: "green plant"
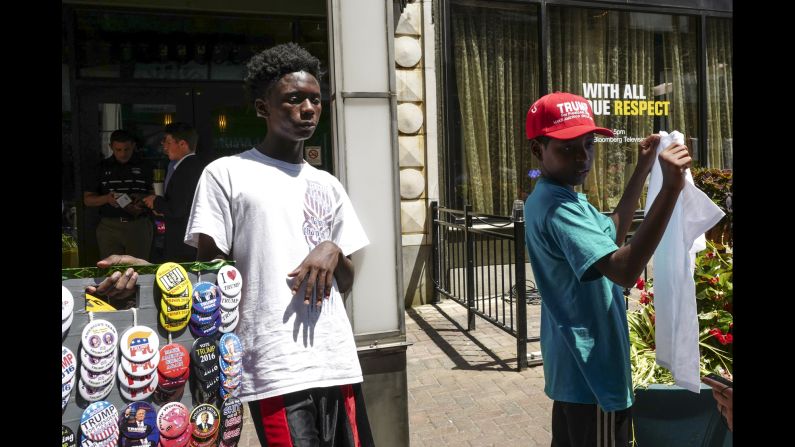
[62,233,78,251]
[629,240,733,390]
[692,169,732,246]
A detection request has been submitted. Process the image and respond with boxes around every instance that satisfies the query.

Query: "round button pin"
[190,404,221,439]
[219,334,243,363]
[120,325,160,362]
[118,430,159,446]
[219,292,241,312]
[218,313,240,334]
[156,402,190,439]
[62,286,75,321]
[160,297,191,312]
[119,372,159,401]
[192,282,221,314]
[159,312,190,333]
[219,356,242,378]
[162,286,192,308]
[190,308,221,326]
[80,363,117,389]
[62,425,77,447]
[191,337,219,367]
[157,422,193,447]
[219,424,243,446]
[79,431,120,447]
[119,401,157,440]
[79,400,119,442]
[156,262,191,296]
[81,347,116,373]
[117,366,155,390]
[217,265,243,298]
[62,371,77,398]
[62,310,74,336]
[157,343,190,379]
[62,346,77,384]
[220,397,244,429]
[220,308,239,325]
[62,392,70,411]
[189,319,220,338]
[77,378,114,402]
[81,320,118,357]
[121,349,161,378]
[161,304,192,323]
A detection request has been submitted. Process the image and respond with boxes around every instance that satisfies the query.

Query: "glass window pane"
[706,18,732,169]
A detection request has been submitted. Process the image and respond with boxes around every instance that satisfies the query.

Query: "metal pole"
[513,200,528,371]
[431,201,440,304]
[464,204,475,331]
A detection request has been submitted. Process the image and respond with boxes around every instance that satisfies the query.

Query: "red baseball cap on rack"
[525,92,614,140]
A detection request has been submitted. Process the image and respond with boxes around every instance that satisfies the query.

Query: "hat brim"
[544,125,614,140]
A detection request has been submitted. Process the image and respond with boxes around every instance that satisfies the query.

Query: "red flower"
[709,328,722,337]
[706,252,716,259]
[649,292,654,299]
[636,278,645,290]
[709,276,719,286]
[723,334,733,344]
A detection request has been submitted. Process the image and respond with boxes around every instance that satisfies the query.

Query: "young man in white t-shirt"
[184,43,374,446]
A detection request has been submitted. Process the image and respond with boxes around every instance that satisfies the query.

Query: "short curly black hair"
[244,43,322,102]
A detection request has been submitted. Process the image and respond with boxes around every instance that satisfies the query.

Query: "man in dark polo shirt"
[84,129,154,260]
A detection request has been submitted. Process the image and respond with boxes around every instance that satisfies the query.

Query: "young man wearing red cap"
[523,92,691,446]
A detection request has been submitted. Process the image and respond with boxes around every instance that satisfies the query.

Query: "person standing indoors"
[522,92,692,446]
[184,43,375,447]
[142,122,205,262]
[84,129,153,260]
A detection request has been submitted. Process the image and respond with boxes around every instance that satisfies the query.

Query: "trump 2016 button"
[79,400,118,442]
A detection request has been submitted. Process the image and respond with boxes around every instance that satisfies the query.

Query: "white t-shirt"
[185,148,369,402]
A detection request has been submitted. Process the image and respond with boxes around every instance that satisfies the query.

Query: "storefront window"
[548,7,699,211]
[706,18,732,169]
[449,1,540,215]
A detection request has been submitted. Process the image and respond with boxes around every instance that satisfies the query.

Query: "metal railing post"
[513,200,528,371]
[431,201,440,304]
[464,204,476,331]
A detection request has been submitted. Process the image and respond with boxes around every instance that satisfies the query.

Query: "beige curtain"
[451,3,539,214]
[706,18,733,169]
[661,16,699,154]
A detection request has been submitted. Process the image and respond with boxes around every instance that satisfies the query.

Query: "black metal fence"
[430,201,540,371]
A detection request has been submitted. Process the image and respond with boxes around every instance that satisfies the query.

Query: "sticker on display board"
[117,366,155,389]
[80,363,116,389]
[220,308,239,325]
[79,400,119,442]
[218,314,239,334]
[77,378,114,402]
[217,265,243,298]
[62,286,75,321]
[159,312,190,333]
[62,346,77,384]
[156,262,191,296]
[157,343,190,379]
[119,372,159,401]
[79,431,120,447]
[62,372,77,398]
[81,320,118,357]
[62,310,74,336]
[192,282,221,314]
[190,307,221,326]
[118,401,157,440]
[62,425,77,447]
[220,397,244,428]
[157,422,193,447]
[190,404,221,439]
[219,334,243,363]
[156,402,190,439]
[189,320,219,338]
[121,349,161,377]
[118,430,160,447]
[81,347,116,373]
[218,356,242,378]
[120,325,160,362]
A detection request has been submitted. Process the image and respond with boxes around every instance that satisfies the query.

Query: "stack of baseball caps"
[62,345,77,411]
[79,401,119,447]
[190,403,221,446]
[156,262,193,333]
[190,337,222,407]
[219,333,243,400]
[190,281,223,338]
[155,342,191,404]
[118,325,161,401]
[62,286,74,337]
[216,265,243,333]
[218,397,245,447]
[78,319,118,402]
[157,402,193,447]
[117,401,159,446]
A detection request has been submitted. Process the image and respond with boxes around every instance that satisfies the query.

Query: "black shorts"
[551,401,632,447]
[248,383,375,447]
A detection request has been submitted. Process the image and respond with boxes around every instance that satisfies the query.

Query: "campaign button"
[158,373,188,391]
[157,343,190,379]
[161,296,191,312]
[220,397,244,429]
[119,372,159,401]
[161,304,192,323]
[199,374,221,393]
[80,400,119,441]
[221,373,241,390]
[189,319,220,338]
[217,314,239,334]
[80,363,116,389]
[117,366,155,389]
[217,265,242,298]
[153,385,185,406]
[156,262,191,296]
[159,312,190,333]
[79,431,119,447]
[62,346,77,384]
[219,386,240,400]
[192,282,221,314]
[62,286,75,321]
[219,334,243,363]
[62,392,70,410]
[219,357,242,378]
[120,325,160,362]
[119,401,157,440]
[62,310,74,336]
[162,286,192,308]
[77,378,114,402]
[81,347,116,373]
[62,425,77,447]
[190,404,221,439]
[81,320,118,357]
[158,422,193,447]
[190,308,221,326]
[62,371,77,398]
[156,402,190,439]
[220,308,238,326]
[192,433,220,447]
[191,337,218,367]
[194,361,220,382]
[219,292,241,312]
[121,349,161,377]
[118,430,159,446]
[219,425,242,445]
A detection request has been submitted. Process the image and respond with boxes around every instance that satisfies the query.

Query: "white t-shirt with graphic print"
[185,148,369,402]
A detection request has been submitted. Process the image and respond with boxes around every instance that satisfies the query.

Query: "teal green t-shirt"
[523,177,633,412]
